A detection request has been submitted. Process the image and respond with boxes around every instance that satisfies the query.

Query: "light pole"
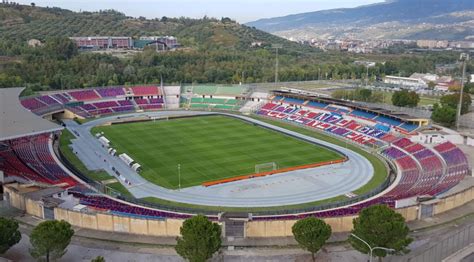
[350,233,395,262]
[366,64,369,88]
[456,53,469,130]
[272,44,282,85]
[178,164,181,190]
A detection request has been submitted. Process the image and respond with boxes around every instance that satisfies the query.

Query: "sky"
[15,0,384,23]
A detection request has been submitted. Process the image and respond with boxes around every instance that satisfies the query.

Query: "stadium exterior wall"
[4,183,473,237]
[54,208,184,236]
[433,186,474,215]
[244,207,418,237]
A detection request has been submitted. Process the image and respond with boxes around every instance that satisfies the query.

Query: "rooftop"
[0,88,63,141]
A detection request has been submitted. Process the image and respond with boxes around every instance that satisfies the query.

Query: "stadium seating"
[282,97,305,104]
[69,90,101,101]
[351,110,377,120]
[73,192,193,220]
[258,103,379,146]
[307,101,328,109]
[399,123,418,132]
[375,116,402,127]
[21,98,46,111]
[53,93,71,104]
[188,96,239,110]
[37,95,60,105]
[11,90,471,221]
[96,87,125,98]
[130,86,160,96]
[3,133,76,187]
[93,101,119,109]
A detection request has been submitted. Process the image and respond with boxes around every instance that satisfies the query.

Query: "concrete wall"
[25,198,43,218]
[411,134,464,145]
[245,216,357,237]
[467,137,474,147]
[396,206,418,222]
[4,186,25,210]
[53,208,183,236]
[434,187,474,215]
[4,183,474,237]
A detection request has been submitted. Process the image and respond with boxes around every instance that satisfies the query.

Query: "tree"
[392,90,419,107]
[431,103,457,127]
[175,215,221,262]
[427,81,436,89]
[292,217,332,262]
[44,37,78,60]
[440,93,472,115]
[349,205,412,261]
[29,220,74,262]
[0,217,21,254]
[91,256,105,262]
[358,88,372,102]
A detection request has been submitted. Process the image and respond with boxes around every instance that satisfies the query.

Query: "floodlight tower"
[456,53,469,130]
[272,44,283,85]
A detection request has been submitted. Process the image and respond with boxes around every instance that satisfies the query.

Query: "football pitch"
[92,115,343,189]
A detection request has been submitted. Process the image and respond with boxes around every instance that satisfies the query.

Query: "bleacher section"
[72,192,193,220]
[69,90,101,101]
[1,133,76,187]
[95,87,125,97]
[257,103,381,147]
[188,85,248,96]
[11,90,470,221]
[270,96,419,133]
[188,97,240,110]
[20,85,164,117]
[381,139,467,199]
[129,86,160,96]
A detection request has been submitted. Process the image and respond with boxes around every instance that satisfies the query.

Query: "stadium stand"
[69,90,101,101]
[130,86,160,96]
[9,87,470,222]
[95,87,125,98]
[2,133,76,187]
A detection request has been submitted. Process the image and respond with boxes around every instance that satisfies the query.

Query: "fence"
[402,223,474,262]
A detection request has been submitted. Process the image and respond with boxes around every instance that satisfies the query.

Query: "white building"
[384,76,427,90]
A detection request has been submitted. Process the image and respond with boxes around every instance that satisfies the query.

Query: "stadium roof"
[0,88,63,141]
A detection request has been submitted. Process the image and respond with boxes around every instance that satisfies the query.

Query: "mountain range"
[246,0,474,41]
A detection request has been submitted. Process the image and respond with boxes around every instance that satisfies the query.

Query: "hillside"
[0,3,311,52]
[247,0,474,40]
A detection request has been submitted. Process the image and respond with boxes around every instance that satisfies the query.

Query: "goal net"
[255,162,278,173]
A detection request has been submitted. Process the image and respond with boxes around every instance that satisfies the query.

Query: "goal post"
[255,162,278,173]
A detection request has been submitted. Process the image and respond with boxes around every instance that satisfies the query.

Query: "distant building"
[410,73,438,83]
[449,41,474,49]
[69,37,133,49]
[417,40,449,49]
[354,61,376,67]
[384,76,427,90]
[139,36,179,49]
[251,41,264,47]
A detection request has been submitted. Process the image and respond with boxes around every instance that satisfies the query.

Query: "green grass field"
[92,115,343,189]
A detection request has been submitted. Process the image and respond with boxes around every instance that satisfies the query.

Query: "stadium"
[1,84,473,239]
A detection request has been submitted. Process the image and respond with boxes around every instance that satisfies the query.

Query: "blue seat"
[307,101,328,108]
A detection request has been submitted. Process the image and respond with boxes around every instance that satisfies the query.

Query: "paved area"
[65,111,373,207]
